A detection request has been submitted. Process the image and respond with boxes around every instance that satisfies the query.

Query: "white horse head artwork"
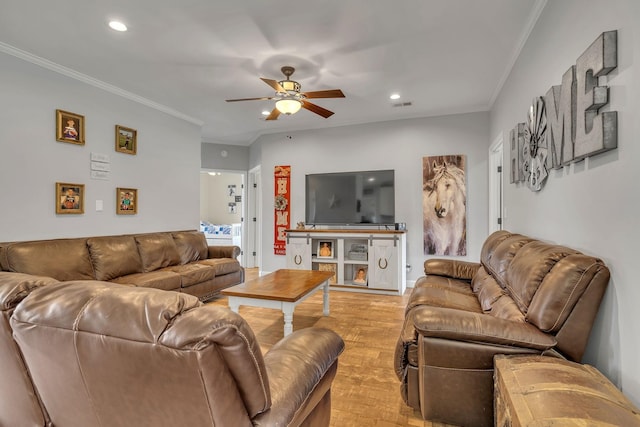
[423,157,467,256]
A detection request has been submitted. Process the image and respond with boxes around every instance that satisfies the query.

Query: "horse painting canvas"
[423,155,467,256]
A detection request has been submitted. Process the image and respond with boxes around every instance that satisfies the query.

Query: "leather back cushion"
[3,239,94,281]
[87,236,143,281]
[481,231,533,289]
[504,242,579,314]
[473,268,505,312]
[135,233,181,272]
[172,231,208,264]
[526,253,609,332]
[480,232,610,333]
[0,244,9,271]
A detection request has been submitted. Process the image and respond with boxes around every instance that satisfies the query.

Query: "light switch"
[96,200,103,211]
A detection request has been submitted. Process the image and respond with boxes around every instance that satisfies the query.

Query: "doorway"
[200,170,247,266]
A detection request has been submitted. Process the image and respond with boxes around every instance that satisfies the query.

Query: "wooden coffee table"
[221,269,333,336]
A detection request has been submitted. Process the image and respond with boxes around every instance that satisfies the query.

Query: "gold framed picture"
[56,182,84,214]
[56,110,85,145]
[116,187,137,214]
[115,125,137,154]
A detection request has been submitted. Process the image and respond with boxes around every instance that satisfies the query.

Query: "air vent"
[392,102,413,107]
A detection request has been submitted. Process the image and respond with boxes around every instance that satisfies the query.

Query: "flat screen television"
[305,169,395,226]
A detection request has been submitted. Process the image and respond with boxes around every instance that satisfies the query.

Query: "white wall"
[0,52,202,240]
[490,0,640,403]
[199,172,243,224]
[250,112,490,283]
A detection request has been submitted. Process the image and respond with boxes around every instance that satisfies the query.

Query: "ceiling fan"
[226,66,345,120]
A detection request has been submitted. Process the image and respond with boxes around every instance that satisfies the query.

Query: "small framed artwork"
[115,125,137,154]
[317,263,337,284]
[317,241,333,259]
[353,266,368,286]
[56,110,85,145]
[116,187,137,214]
[56,182,84,214]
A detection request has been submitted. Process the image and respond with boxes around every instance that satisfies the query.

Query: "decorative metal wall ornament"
[509,30,618,191]
[522,97,548,191]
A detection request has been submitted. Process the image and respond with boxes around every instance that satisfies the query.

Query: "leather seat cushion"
[163,264,215,287]
[111,270,181,291]
[197,258,241,276]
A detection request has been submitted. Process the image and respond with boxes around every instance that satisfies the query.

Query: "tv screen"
[305,170,395,226]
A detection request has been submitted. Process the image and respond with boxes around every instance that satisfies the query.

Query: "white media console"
[285,229,407,295]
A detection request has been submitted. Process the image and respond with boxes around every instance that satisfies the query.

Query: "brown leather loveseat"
[0,230,243,301]
[4,276,344,427]
[394,230,610,426]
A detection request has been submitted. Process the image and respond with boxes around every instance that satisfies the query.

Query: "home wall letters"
[511,30,618,191]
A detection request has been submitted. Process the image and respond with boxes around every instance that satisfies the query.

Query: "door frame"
[489,134,504,234]
[248,165,262,271]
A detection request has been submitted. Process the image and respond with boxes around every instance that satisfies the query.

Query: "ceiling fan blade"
[265,108,281,121]
[261,78,287,93]
[302,89,345,99]
[301,100,334,118]
[226,96,274,102]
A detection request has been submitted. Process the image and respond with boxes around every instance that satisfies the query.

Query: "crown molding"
[0,41,204,127]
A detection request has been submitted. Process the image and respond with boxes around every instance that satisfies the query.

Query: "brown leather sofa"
[0,230,243,301]
[7,279,344,427]
[394,230,610,427]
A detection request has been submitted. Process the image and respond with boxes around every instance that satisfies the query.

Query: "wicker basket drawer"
[494,355,640,427]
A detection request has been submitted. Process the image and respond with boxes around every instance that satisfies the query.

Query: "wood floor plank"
[209,268,455,427]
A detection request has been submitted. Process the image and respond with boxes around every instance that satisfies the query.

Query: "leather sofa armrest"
[207,245,240,259]
[424,259,481,280]
[412,306,556,350]
[252,328,345,427]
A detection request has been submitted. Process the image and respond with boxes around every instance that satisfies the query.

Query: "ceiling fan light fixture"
[275,99,302,115]
[279,80,300,94]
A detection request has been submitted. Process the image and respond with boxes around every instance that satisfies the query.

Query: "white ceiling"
[0,0,544,145]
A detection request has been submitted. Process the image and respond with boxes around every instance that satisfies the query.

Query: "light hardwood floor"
[209,268,454,427]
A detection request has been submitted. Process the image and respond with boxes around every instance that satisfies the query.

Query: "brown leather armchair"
[0,272,58,427]
[11,280,344,427]
[394,230,610,426]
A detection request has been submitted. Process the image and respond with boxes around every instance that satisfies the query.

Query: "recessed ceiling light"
[390,93,401,100]
[261,110,270,116]
[108,21,128,32]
